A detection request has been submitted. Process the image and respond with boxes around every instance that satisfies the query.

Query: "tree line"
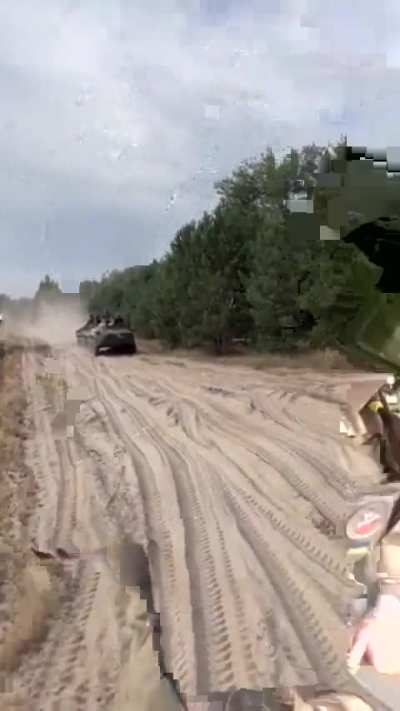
[0,274,67,323]
[78,141,382,354]
[2,141,382,354]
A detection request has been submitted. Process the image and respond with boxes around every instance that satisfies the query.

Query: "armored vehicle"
[76,314,136,356]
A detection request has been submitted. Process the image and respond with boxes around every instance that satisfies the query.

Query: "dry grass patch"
[0,340,63,698]
[250,347,355,372]
[138,339,363,373]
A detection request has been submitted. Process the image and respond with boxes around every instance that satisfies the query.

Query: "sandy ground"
[2,313,398,710]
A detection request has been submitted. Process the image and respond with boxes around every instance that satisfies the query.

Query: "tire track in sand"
[74,357,260,696]
[106,370,350,557]
[77,356,371,698]
[19,345,388,710]
[17,349,127,709]
[91,354,387,707]
[73,357,198,696]
[100,367,352,599]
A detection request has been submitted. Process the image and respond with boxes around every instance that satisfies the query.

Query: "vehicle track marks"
[19,344,389,708]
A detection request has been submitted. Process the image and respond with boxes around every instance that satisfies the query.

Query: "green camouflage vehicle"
[76,314,137,356]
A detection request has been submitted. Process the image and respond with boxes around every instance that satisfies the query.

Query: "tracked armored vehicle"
[76,315,136,356]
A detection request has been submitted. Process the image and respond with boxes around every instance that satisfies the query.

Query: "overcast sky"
[0,0,398,296]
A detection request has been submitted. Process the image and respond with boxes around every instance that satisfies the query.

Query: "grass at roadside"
[138,338,392,374]
[346,342,400,375]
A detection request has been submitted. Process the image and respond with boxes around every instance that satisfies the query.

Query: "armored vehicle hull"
[76,320,136,355]
[89,326,137,356]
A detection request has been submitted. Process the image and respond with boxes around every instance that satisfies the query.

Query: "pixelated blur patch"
[320,225,340,240]
[285,143,400,291]
[286,198,314,213]
[286,212,320,241]
[387,146,400,173]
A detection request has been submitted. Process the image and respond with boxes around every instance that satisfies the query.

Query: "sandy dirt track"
[8,338,397,710]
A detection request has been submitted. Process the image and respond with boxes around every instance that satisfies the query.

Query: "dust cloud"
[5,301,87,347]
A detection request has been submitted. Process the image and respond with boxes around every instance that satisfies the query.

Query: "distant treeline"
[0,275,76,322]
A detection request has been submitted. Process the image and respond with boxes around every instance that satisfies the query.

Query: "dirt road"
[7,338,395,709]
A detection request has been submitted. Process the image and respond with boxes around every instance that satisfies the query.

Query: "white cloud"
[0,0,399,295]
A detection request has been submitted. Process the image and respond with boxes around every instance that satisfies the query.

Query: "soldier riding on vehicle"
[113,313,125,327]
[380,374,400,414]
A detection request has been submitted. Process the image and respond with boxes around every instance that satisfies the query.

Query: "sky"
[0,0,398,296]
